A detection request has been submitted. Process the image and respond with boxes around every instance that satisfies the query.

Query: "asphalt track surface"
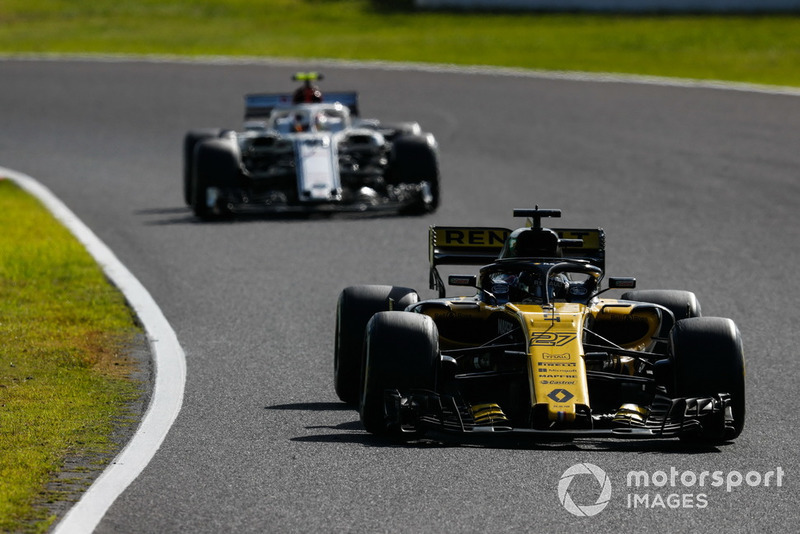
[2,57,799,533]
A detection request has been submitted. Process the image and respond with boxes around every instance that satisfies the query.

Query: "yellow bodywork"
[421,298,661,426]
[509,303,590,423]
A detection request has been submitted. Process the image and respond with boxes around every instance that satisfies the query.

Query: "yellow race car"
[334,208,744,443]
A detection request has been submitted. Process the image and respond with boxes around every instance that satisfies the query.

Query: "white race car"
[183,73,440,218]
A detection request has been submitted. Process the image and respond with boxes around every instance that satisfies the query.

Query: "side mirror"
[608,277,636,289]
[448,275,477,287]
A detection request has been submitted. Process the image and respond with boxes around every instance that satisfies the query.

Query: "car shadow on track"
[136,207,423,226]
[265,401,727,452]
[268,401,354,412]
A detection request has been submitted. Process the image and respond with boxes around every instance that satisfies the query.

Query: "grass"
[0,179,143,532]
[1,0,800,86]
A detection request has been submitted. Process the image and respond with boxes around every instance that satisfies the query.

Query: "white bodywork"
[239,102,385,204]
[293,135,341,201]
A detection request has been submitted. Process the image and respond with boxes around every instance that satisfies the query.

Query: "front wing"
[383,390,737,442]
[204,182,433,215]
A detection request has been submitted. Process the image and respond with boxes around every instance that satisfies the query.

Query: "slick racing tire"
[360,311,439,436]
[192,138,238,219]
[387,135,440,214]
[183,129,222,206]
[334,285,419,406]
[621,289,701,337]
[670,317,745,441]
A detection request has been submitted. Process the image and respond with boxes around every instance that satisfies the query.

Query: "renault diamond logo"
[548,389,574,403]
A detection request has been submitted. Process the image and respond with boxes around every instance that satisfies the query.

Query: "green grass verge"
[1,0,800,86]
[0,179,143,533]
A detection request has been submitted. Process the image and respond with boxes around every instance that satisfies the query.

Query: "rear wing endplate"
[244,92,360,119]
[556,228,606,270]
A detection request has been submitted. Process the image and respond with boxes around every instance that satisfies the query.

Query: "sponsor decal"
[547,389,574,403]
[555,464,785,517]
[530,333,576,347]
[542,352,570,360]
[438,228,510,247]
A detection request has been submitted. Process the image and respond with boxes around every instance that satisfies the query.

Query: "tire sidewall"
[191,137,238,219]
[670,317,746,438]
[334,285,419,405]
[183,129,222,206]
[388,134,440,214]
[360,311,439,435]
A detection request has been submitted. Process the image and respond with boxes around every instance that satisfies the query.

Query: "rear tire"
[622,289,701,337]
[334,285,419,405]
[360,311,439,436]
[183,129,222,206]
[192,138,239,219]
[670,317,745,441]
[387,135,440,214]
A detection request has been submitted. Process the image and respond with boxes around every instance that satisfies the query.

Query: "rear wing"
[244,92,360,119]
[429,226,511,266]
[556,228,606,270]
[429,226,511,296]
[428,225,606,296]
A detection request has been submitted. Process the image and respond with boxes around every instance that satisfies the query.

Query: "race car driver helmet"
[548,273,570,300]
[293,113,311,132]
[516,270,545,301]
[513,270,569,302]
[480,268,549,304]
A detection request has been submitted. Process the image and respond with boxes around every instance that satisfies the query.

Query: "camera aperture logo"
[557,462,785,516]
[558,463,612,517]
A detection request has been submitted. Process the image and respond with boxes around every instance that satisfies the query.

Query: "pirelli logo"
[433,227,511,248]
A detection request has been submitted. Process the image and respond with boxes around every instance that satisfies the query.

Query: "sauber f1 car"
[334,208,745,443]
[183,73,440,218]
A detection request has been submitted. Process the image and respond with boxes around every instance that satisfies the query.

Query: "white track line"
[1,168,186,534]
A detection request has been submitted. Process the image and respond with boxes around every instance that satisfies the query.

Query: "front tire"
[334,285,419,405]
[670,317,745,441]
[360,311,439,436]
[192,138,239,219]
[387,134,440,214]
[183,129,222,206]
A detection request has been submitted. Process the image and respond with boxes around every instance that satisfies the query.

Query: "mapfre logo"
[558,463,612,517]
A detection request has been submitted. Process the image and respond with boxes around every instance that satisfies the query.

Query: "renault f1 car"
[334,208,745,443]
[183,73,440,218]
